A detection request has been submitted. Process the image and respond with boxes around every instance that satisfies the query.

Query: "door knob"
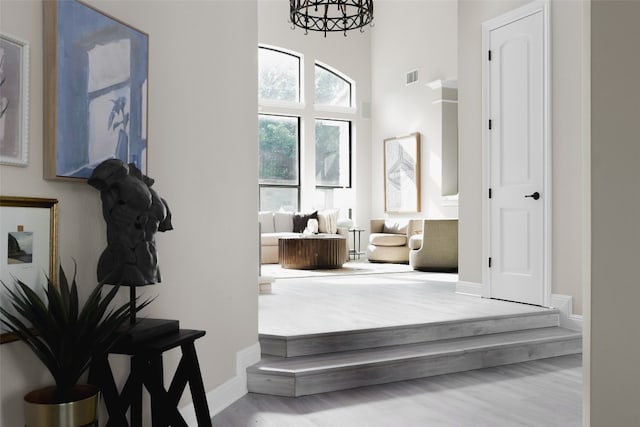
[525,192,540,200]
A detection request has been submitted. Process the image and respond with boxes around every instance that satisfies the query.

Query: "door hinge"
[488,188,492,199]
[488,257,492,268]
[488,119,492,130]
[488,50,492,61]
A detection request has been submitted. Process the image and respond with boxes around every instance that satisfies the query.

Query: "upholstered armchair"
[409,219,458,272]
[366,219,423,263]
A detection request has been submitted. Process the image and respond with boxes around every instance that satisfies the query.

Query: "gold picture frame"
[0,196,59,344]
[384,132,421,213]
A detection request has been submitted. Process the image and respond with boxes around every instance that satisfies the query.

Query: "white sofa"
[259,210,349,264]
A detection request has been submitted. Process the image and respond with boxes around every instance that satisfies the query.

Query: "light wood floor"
[260,271,550,336]
[235,264,582,425]
[215,354,582,426]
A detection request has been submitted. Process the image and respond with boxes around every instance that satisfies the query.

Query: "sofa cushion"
[318,209,338,234]
[293,211,318,233]
[408,235,423,250]
[274,211,294,232]
[258,211,275,233]
[382,219,409,235]
[369,233,407,247]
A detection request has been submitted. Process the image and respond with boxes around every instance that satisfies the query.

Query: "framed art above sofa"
[384,132,421,213]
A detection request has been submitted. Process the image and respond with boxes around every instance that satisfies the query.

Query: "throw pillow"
[273,211,294,232]
[383,219,409,235]
[258,211,275,233]
[293,211,318,233]
[317,209,339,234]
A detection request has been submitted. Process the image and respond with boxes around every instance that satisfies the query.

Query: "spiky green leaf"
[0,264,152,402]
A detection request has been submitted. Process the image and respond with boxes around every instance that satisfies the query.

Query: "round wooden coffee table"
[278,235,347,269]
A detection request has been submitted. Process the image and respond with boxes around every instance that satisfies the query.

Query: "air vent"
[406,69,419,85]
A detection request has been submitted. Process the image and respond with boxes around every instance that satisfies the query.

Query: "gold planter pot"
[24,384,99,427]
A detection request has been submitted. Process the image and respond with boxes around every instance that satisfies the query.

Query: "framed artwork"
[384,132,421,213]
[43,0,149,181]
[0,196,59,344]
[0,33,30,166]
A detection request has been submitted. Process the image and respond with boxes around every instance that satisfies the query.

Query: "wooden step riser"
[248,337,582,397]
[261,312,560,357]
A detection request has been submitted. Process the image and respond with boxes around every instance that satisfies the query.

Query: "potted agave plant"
[0,262,149,426]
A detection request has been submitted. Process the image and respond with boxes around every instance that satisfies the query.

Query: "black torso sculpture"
[88,159,173,286]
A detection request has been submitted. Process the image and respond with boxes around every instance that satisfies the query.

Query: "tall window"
[314,63,353,193]
[315,119,351,187]
[258,46,356,212]
[259,114,300,211]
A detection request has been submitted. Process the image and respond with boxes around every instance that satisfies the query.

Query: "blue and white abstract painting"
[53,0,148,179]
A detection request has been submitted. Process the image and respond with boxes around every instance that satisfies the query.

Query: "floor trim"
[456,280,485,297]
[180,341,261,425]
[551,294,583,331]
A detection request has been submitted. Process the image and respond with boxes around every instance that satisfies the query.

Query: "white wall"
[0,1,258,425]
[590,1,640,424]
[371,0,458,221]
[457,0,588,314]
[258,0,372,231]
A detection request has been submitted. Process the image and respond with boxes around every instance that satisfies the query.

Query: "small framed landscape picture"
[0,197,59,344]
[0,33,30,166]
[43,0,149,180]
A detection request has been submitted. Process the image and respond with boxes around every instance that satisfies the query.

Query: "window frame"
[258,45,357,212]
[258,113,301,211]
[314,117,352,189]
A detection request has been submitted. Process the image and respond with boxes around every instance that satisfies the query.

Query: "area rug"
[260,258,416,279]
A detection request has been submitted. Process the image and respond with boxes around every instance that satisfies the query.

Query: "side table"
[89,329,211,427]
[349,228,365,260]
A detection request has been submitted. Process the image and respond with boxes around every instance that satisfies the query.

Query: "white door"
[486,3,549,306]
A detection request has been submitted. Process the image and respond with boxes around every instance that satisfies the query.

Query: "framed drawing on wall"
[0,33,30,166]
[43,0,149,181]
[384,132,421,213]
[0,196,59,344]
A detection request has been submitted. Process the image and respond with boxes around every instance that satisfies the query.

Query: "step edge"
[250,332,582,376]
[259,309,561,340]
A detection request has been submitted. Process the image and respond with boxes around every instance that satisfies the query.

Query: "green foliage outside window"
[259,115,299,184]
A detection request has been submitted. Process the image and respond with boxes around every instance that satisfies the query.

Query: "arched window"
[259,47,301,104]
[314,63,352,108]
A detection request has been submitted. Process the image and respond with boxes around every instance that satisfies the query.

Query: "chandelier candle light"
[290,0,374,36]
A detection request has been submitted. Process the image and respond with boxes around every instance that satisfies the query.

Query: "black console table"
[89,329,212,427]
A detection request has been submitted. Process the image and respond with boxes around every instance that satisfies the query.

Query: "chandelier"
[290,0,374,36]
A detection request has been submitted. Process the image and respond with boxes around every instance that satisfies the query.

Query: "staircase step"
[248,327,582,397]
[260,310,561,357]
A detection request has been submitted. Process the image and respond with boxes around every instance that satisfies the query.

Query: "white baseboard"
[456,281,484,297]
[259,275,274,293]
[551,294,583,331]
[180,341,261,425]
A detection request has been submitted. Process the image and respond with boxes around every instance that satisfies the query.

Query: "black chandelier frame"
[289,0,374,36]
